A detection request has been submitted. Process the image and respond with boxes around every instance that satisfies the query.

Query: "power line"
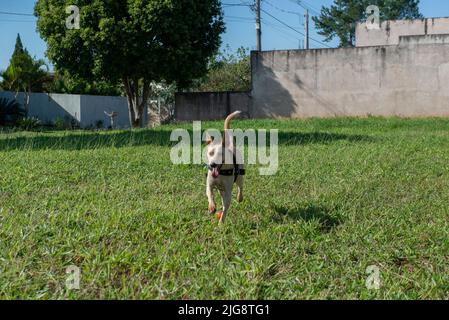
[0,20,35,22]
[0,11,35,17]
[226,19,254,25]
[288,0,320,16]
[264,0,303,17]
[261,8,332,48]
[222,3,252,8]
[225,15,254,21]
[300,0,321,14]
[265,21,303,42]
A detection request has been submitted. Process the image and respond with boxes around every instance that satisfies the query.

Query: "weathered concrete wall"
[0,91,131,128]
[251,40,449,118]
[399,34,449,46]
[356,17,449,47]
[175,91,250,121]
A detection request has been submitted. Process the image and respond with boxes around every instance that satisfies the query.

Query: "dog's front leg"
[219,189,232,224]
[206,183,216,214]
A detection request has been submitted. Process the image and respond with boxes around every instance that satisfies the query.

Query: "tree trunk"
[122,77,151,128]
[24,88,31,117]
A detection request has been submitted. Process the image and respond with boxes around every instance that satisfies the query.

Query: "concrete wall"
[80,95,130,128]
[175,91,250,121]
[0,91,131,128]
[251,39,449,118]
[356,17,449,47]
[0,91,81,124]
[399,34,449,46]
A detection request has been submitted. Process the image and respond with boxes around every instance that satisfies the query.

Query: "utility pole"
[256,0,262,51]
[305,9,309,49]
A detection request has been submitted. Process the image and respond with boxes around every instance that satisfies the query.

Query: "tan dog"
[205,111,245,224]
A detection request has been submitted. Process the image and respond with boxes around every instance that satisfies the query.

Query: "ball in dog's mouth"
[211,167,220,178]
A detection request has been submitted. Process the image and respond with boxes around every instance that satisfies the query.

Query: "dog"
[205,111,245,224]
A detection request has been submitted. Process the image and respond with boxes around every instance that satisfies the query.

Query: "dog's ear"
[205,134,214,145]
[204,129,222,146]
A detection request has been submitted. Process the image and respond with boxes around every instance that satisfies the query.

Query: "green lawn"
[0,117,448,299]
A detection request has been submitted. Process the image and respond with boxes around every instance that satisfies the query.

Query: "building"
[355,17,449,47]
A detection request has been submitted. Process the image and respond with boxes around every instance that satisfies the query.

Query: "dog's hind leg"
[219,189,232,224]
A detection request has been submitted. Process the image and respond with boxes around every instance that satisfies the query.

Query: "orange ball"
[216,211,223,221]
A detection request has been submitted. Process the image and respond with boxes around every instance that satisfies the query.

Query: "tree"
[35,0,225,128]
[313,0,422,47]
[50,70,121,96]
[13,34,25,56]
[196,46,251,92]
[1,35,51,115]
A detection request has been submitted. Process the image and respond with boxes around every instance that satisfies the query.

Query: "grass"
[0,117,448,299]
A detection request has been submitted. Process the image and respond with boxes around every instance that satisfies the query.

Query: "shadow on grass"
[0,128,374,151]
[272,205,343,232]
[278,131,374,145]
[0,129,174,151]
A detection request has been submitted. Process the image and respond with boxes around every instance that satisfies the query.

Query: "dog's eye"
[209,150,215,157]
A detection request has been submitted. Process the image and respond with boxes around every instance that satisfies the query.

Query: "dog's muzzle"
[207,162,221,178]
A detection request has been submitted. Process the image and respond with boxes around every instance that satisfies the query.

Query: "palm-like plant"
[0,98,25,126]
[1,52,51,116]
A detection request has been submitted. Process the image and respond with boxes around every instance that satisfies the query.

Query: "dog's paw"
[208,203,216,214]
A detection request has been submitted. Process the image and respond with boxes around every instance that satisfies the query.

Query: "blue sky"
[1,0,449,71]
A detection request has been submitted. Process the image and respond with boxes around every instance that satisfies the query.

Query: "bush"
[0,98,25,126]
[17,117,41,131]
[53,116,79,130]
[54,117,65,130]
[95,120,104,129]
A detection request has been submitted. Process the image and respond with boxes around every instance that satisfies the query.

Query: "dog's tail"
[223,111,241,146]
[224,111,241,130]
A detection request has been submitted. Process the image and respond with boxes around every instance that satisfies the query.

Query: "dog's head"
[205,133,234,179]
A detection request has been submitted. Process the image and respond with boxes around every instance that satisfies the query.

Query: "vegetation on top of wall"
[193,46,251,92]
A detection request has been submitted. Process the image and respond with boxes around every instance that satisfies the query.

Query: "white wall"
[0,91,131,128]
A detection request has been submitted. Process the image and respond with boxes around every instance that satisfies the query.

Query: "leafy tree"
[35,0,225,128]
[50,70,121,96]
[1,34,51,115]
[196,46,251,92]
[313,0,422,47]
